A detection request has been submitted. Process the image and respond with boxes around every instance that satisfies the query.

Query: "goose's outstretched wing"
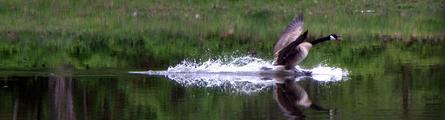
[276,31,308,66]
[273,15,304,58]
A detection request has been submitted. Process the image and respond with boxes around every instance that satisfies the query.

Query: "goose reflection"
[273,75,328,120]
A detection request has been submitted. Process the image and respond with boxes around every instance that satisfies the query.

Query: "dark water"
[1,38,444,120]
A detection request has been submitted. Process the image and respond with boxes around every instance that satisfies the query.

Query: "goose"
[273,15,341,70]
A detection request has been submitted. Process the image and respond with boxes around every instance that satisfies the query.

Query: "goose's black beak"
[331,34,342,41]
[337,35,343,41]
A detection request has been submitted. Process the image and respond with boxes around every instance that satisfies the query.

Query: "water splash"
[166,56,273,73]
[130,56,349,94]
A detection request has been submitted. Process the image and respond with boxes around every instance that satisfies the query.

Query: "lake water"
[0,36,444,120]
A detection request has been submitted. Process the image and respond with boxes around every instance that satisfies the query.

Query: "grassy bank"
[0,0,444,69]
[1,0,444,40]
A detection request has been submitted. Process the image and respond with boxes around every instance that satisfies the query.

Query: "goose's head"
[329,34,342,41]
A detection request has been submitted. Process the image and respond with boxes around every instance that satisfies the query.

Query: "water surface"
[1,37,444,120]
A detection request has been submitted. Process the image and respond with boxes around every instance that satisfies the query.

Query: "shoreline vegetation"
[2,0,444,39]
[0,0,444,69]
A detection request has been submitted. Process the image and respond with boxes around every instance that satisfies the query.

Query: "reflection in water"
[273,75,329,120]
[1,64,444,119]
[48,64,76,120]
[6,76,47,120]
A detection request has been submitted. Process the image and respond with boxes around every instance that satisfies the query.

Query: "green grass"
[1,0,444,39]
[0,0,444,69]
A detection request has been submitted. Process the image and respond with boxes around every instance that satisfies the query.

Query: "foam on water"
[130,56,349,94]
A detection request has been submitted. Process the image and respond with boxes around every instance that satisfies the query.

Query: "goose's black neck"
[309,36,331,45]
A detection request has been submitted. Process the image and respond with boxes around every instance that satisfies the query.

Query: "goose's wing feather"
[276,31,308,65]
[273,15,304,58]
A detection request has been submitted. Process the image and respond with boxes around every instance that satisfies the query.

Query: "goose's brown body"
[273,15,339,70]
[288,42,312,67]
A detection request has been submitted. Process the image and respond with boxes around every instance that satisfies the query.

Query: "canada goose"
[273,15,341,70]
